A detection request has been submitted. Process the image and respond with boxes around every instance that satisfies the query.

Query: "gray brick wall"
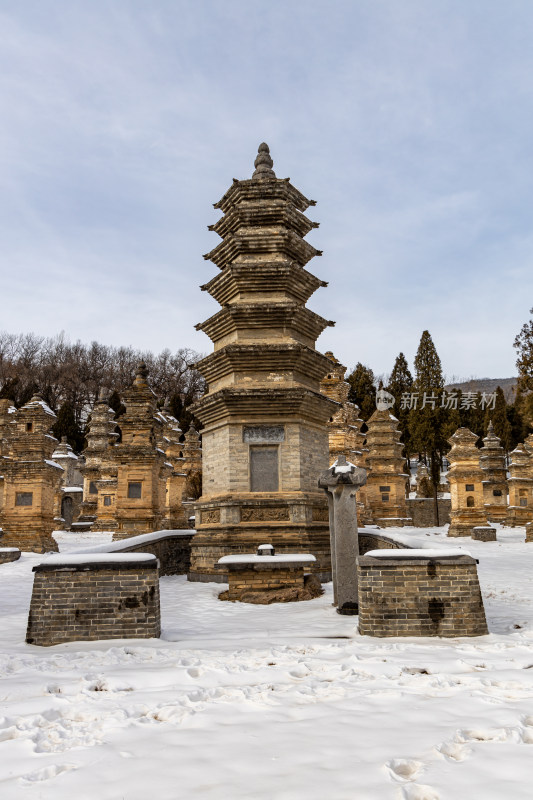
[26,558,160,646]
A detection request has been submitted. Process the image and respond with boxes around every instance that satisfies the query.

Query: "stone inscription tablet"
[243,425,285,444]
[250,446,279,492]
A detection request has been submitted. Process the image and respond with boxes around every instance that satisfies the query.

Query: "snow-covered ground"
[1,526,532,800]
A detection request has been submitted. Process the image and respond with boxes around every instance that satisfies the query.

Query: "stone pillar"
[319,455,367,615]
[447,427,493,537]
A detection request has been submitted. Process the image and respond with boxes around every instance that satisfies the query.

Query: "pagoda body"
[0,395,62,552]
[505,443,533,527]
[480,422,508,522]
[112,364,171,538]
[79,392,118,529]
[190,144,337,581]
[364,409,411,526]
[447,427,489,537]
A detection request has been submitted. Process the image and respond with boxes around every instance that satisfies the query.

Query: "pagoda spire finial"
[252,142,276,180]
[133,360,149,389]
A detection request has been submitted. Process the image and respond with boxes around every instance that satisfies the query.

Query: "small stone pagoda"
[320,351,370,525]
[505,443,533,526]
[159,404,189,529]
[52,436,84,529]
[364,409,411,526]
[78,390,118,528]
[447,427,490,537]
[112,363,171,537]
[190,143,338,581]
[480,421,508,522]
[0,394,62,552]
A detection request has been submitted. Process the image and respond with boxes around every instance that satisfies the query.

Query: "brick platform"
[26,553,160,646]
[0,547,21,564]
[358,549,488,638]
[218,552,316,602]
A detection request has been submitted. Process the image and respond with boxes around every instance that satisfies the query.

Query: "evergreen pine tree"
[514,307,533,393]
[108,390,126,418]
[346,363,376,421]
[107,390,125,444]
[387,352,413,461]
[0,377,19,403]
[52,402,84,452]
[410,331,447,521]
[485,386,511,452]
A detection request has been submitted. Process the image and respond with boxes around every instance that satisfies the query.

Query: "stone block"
[472,526,497,542]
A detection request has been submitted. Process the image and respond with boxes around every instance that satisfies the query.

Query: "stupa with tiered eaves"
[189,143,338,581]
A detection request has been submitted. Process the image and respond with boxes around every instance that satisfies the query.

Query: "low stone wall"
[358,550,488,638]
[407,498,451,527]
[26,553,160,646]
[358,531,406,554]
[77,530,195,576]
[0,547,21,564]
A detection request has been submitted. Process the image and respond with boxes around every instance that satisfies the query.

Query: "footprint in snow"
[436,741,471,762]
[402,784,440,800]
[386,758,424,782]
[456,727,510,743]
[19,763,78,784]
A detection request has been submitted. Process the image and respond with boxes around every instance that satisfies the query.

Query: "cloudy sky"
[1,0,532,380]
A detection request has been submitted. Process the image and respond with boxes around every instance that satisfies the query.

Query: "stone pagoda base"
[190,492,331,582]
[0,523,58,554]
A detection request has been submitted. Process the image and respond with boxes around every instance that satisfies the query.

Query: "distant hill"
[445,377,517,403]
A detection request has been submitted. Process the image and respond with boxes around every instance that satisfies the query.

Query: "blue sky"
[1,0,532,380]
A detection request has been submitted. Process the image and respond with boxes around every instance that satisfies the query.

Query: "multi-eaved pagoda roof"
[193,142,337,428]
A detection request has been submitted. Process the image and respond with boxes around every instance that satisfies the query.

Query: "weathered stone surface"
[217,551,316,602]
[0,547,21,564]
[472,526,497,542]
[358,553,488,638]
[26,556,160,646]
[319,455,367,615]
[407,498,451,527]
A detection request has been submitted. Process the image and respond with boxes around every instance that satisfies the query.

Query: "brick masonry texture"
[0,548,21,564]
[26,559,161,646]
[357,554,488,638]
[223,563,306,600]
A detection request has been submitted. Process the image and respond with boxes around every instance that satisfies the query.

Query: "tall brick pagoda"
[190,143,338,581]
